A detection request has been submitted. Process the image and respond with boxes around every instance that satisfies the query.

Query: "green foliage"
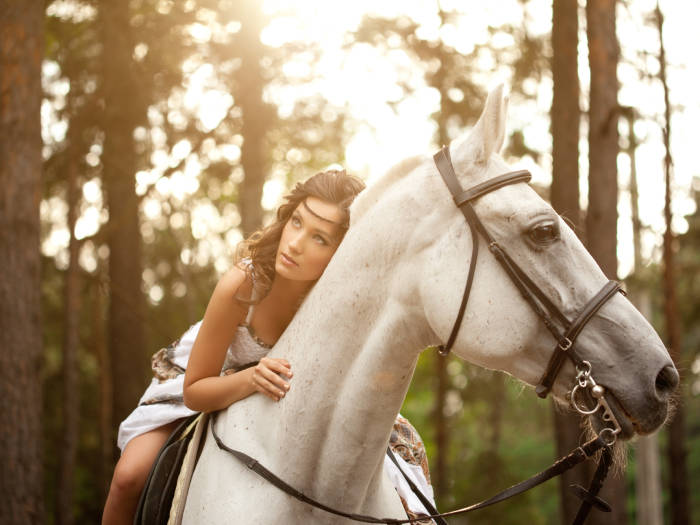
[403,353,557,524]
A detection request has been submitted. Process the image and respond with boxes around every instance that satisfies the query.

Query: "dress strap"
[244,276,260,326]
[240,257,259,326]
[245,302,256,325]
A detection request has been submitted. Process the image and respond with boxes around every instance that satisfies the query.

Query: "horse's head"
[414,85,678,440]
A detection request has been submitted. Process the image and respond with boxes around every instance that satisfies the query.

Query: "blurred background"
[1,0,698,523]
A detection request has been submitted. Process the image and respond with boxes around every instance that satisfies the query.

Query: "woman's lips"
[281,253,298,267]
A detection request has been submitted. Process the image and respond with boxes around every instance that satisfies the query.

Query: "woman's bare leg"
[102,420,181,525]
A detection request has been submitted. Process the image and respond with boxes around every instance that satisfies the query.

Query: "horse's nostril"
[655,364,679,397]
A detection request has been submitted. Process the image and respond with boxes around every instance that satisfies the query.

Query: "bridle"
[432,144,624,520]
[210,147,627,524]
[433,145,624,416]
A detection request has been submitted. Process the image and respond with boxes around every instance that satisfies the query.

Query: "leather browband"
[454,170,531,207]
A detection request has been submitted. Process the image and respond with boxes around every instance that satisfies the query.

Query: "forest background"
[1,0,698,524]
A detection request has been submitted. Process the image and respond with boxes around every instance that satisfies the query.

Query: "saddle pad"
[167,412,209,525]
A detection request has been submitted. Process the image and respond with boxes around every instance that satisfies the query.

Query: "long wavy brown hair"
[235,169,365,302]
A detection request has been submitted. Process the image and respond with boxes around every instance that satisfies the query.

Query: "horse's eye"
[529,222,559,245]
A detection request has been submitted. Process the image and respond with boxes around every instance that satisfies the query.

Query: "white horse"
[182,85,678,523]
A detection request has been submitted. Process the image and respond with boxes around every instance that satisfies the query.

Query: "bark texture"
[0,1,45,523]
[585,1,627,523]
[431,47,451,501]
[99,1,148,434]
[586,0,619,275]
[550,2,593,521]
[551,0,581,227]
[624,107,664,525]
[57,147,81,525]
[656,4,691,524]
[237,2,271,236]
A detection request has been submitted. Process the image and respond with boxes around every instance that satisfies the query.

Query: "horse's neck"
[259,220,431,503]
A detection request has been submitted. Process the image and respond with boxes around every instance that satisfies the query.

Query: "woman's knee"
[109,456,150,497]
[109,424,176,497]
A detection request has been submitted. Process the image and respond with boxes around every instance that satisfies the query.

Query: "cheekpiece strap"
[433,146,532,356]
[536,280,623,398]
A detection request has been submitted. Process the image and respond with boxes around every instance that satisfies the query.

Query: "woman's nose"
[288,233,303,254]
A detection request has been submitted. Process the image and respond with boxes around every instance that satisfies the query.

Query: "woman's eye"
[313,235,328,245]
[291,216,301,227]
[529,223,559,245]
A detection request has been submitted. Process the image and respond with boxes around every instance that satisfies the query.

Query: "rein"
[210,412,613,524]
[210,147,625,523]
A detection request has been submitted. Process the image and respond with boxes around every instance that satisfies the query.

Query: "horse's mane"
[350,155,426,224]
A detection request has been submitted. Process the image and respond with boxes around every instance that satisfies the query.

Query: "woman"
[102,169,435,524]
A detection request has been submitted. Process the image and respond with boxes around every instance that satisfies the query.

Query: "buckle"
[558,337,572,351]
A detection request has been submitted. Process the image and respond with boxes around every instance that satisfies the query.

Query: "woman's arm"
[182,268,292,412]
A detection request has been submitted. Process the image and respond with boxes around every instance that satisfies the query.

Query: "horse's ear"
[466,84,509,164]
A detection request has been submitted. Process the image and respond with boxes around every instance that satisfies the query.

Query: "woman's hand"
[251,357,292,401]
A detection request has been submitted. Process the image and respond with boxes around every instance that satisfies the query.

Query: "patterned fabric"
[390,415,432,484]
[389,415,435,524]
[151,338,185,382]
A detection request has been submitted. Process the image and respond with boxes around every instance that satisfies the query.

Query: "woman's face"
[275,196,344,282]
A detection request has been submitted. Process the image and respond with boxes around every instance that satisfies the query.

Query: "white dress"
[117,304,437,520]
[117,304,270,452]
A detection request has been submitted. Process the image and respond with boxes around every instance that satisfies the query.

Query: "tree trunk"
[550,1,594,522]
[625,108,642,268]
[57,145,81,525]
[0,2,45,523]
[623,106,664,525]
[94,276,114,500]
[586,1,627,523]
[237,3,271,236]
[433,354,449,500]
[655,4,690,524]
[430,41,452,502]
[99,1,147,436]
[586,0,619,275]
[552,0,581,227]
[634,310,663,525]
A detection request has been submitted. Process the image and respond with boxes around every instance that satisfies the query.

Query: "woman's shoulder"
[202,266,250,326]
[216,265,250,298]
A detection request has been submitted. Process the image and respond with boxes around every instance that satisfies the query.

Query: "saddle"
[134,413,208,525]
